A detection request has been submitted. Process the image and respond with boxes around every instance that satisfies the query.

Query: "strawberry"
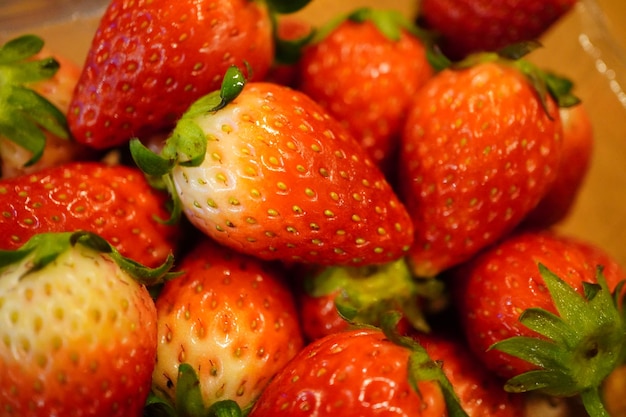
[521,100,593,229]
[297,8,434,170]
[451,230,626,417]
[148,237,303,415]
[413,331,526,416]
[67,0,277,150]
[130,66,414,266]
[0,161,180,268]
[417,0,578,60]
[0,231,175,417]
[398,47,567,277]
[0,35,93,178]
[247,325,469,417]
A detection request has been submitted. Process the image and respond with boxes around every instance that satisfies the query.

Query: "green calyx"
[306,258,444,333]
[312,7,435,45]
[0,231,179,286]
[380,312,469,417]
[146,363,245,417]
[449,41,580,113]
[0,34,70,166]
[491,263,626,417]
[129,65,247,224]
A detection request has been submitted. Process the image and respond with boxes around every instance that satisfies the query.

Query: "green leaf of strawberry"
[0,34,69,166]
[491,264,625,417]
[380,312,470,417]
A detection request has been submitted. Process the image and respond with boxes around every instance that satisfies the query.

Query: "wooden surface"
[2,0,625,266]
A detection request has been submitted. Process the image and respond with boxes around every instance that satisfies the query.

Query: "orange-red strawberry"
[298,8,434,169]
[451,230,626,417]
[0,231,174,417]
[0,161,180,267]
[398,49,566,277]
[521,101,593,229]
[131,67,414,266]
[417,0,578,60]
[247,327,451,417]
[0,35,93,178]
[149,237,303,415]
[67,0,276,150]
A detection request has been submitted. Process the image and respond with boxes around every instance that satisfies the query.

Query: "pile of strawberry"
[1,0,624,416]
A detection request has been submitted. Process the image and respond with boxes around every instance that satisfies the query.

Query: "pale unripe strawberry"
[0,232,174,416]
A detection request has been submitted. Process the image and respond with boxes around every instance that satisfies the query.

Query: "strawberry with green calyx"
[297,7,434,169]
[451,231,626,417]
[0,35,69,167]
[131,66,414,266]
[491,265,624,417]
[0,231,177,417]
[398,43,568,277]
[248,312,470,417]
[298,258,444,341]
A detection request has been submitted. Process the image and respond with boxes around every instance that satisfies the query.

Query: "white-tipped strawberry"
[131,66,414,266]
[0,231,176,416]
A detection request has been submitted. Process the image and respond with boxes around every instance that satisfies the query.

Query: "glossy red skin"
[521,103,593,229]
[298,19,433,169]
[152,238,304,411]
[0,161,180,267]
[419,0,577,59]
[399,61,563,277]
[248,328,447,417]
[68,0,273,149]
[452,230,626,379]
[414,332,526,417]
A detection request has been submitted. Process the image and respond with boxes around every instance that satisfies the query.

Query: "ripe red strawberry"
[131,66,414,266]
[298,8,434,169]
[0,231,174,417]
[451,230,626,416]
[398,51,565,277]
[0,35,93,178]
[521,101,593,229]
[148,237,303,415]
[417,0,578,59]
[247,327,451,417]
[413,332,526,416]
[67,0,276,150]
[0,161,180,267]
